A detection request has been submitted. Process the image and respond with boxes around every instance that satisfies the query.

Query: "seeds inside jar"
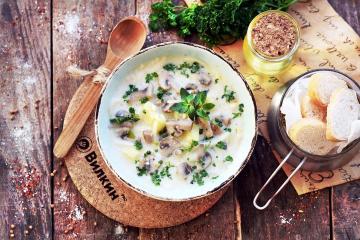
[251,12,297,58]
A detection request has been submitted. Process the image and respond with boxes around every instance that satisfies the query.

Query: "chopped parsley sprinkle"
[145,72,158,83]
[222,85,236,102]
[160,162,174,179]
[190,62,201,73]
[123,84,138,100]
[224,127,232,132]
[136,166,147,176]
[150,163,174,186]
[144,150,152,157]
[178,61,201,74]
[156,87,168,100]
[163,62,202,76]
[140,96,149,104]
[213,118,223,127]
[215,78,219,84]
[232,103,245,119]
[212,176,219,179]
[215,141,227,150]
[163,63,177,72]
[110,107,139,125]
[191,170,208,186]
[224,155,233,162]
[134,140,143,150]
[150,171,162,186]
[182,140,199,152]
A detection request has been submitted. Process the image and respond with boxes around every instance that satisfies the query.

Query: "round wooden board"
[62,77,227,228]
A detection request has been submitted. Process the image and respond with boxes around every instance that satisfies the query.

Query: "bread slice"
[289,118,336,155]
[301,95,326,121]
[308,72,348,107]
[326,88,360,141]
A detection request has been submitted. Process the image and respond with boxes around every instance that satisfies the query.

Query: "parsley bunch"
[149,0,297,46]
[170,88,215,120]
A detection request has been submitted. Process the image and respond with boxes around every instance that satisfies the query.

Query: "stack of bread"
[287,72,360,155]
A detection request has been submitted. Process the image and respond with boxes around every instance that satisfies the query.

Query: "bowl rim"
[278,68,360,160]
[95,41,258,202]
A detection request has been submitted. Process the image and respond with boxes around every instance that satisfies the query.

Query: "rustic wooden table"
[1,0,359,239]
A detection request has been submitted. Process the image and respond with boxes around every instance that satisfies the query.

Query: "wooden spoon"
[54,16,147,158]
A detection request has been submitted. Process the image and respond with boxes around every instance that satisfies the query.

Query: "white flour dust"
[114,224,125,235]
[58,189,69,203]
[23,76,38,85]
[64,13,80,35]
[280,215,293,224]
[69,205,85,221]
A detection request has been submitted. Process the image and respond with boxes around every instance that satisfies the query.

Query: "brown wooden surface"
[0,0,359,239]
[0,0,52,239]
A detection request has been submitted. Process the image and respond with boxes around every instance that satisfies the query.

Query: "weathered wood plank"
[52,1,138,239]
[137,1,236,239]
[0,0,52,239]
[328,0,360,35]
[332,182,360,240]
[235,136,331,240]
[327,1,360,240]
[139,186,236,240]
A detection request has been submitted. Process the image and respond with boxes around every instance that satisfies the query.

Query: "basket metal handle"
[253,149,307,210]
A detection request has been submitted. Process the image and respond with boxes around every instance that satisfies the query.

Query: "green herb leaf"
[215,141,227,150]
[163,63,177,72]
[134,140,143,150]
[213,118,223,127]
[194,91,207,106]
[170,102,189,113]
[224,127,232,132]
[196,109,209,120]
[110,107,139,125]
[123,84,138,100]
[191,169,208,186]
[202,102,215,111]
[144,150,152,157]
[233,103,245,119]
[182,140,199,152]
[225,155,233,162]
[140,96,149,104]
[136,166,147,176]
[171,88,214,121]
[222,85,236,103]
[190,61,201,73]
[180,88,190,100]
[156,87,168,100]
[145,72,159,83]
[151,170,162,186]
[160,162,174,179]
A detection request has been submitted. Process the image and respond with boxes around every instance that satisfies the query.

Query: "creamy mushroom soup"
[108,56,246,188]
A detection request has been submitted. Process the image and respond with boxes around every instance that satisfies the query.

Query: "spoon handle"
[53,82,103,158]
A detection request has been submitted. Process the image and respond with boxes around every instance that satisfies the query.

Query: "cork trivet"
[62,77,227,228]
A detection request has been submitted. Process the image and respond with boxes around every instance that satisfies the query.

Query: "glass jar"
[243,10,300,76]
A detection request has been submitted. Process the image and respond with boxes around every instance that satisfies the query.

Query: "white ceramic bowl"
[96,42,257,201]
